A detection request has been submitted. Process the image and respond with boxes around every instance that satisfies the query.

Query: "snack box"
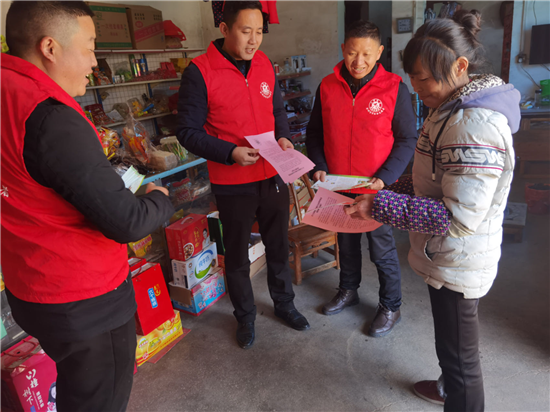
[170,268,226,316]
[1,337,57,412]
[165,214,209,262]
[132,262,174,336]
[87,2,132,50]
[172,242,218,289]
[135,310,183,367]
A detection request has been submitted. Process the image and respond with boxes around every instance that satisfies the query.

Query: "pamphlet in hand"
[312,174,372,192]
[244,131,315,184]
[122,166,145,194]
[303,188,382,233]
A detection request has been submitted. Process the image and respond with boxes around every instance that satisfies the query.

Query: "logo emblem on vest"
[367,98,385,115]
[260,82,272,99]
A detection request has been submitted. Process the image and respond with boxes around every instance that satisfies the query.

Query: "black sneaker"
[236,322,255,349]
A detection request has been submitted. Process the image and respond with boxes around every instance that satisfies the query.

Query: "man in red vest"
[177,1,310,349]
[306,21,417,337]
[1,2,174,410]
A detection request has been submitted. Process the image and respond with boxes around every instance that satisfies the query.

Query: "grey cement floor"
[128,176,550,412]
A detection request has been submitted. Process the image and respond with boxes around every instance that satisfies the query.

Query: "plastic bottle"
[535,89,542,108]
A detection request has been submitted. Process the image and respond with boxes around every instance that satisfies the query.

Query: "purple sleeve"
[386,175,414,195]
[372,190,451,236]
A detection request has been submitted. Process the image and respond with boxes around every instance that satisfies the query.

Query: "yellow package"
[135,310,183,366]
[128,235,152,258]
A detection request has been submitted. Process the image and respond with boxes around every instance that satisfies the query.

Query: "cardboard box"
[135,310,183,366]
[166,214,209,262]
[125,5,165,50]
[170,268,226,316]
[250,254,266,278]
[248,236,265,263]
[132,262,174,336]
[172,243,218,289]
[1,337,57,412]
[88,2,132,50]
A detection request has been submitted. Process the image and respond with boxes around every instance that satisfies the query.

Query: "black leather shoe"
[236,322,255,349]
[368,304,401,337]
[274,308,310,331]
[322,288,359,315]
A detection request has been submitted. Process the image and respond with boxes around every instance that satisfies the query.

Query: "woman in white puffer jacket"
[346,9,520,412]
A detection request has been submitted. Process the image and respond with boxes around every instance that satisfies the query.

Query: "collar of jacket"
[340,63,377,96]
[2,53,74,100]
[332,61,390,98]
[209,38,252,75]
[1,53,94,127]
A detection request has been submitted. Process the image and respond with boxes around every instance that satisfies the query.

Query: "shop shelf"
[282,90,311,101]
[94,48,205,54]
[288,112,311,122]
[141,157,207,185]
[276,70,311,81]
[102,112,174,128]
[86,77,181,91]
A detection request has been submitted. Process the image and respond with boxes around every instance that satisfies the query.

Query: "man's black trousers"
[336,193,402,311]
[36,317,135,412]
[215,177,295,323]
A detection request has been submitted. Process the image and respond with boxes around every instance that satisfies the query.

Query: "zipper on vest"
[350,97,356,175]
[244,76,267,179]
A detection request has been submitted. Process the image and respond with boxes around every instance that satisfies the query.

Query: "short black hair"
[344,20,381,43]
[403,9,489,85]
[6,1,94,58]
[222,1,263,29]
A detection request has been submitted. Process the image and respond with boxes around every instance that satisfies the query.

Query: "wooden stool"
[288,174,340,285]
[503,202,527,243]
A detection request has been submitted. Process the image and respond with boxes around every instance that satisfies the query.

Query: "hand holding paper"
[345,194,376,220]
[232,146,260,166]
[244,131,314,184]
[302,188,382,233]
[312,174,372,192]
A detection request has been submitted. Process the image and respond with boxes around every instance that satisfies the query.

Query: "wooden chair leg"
[312,251,318,258]
[294,245,303,285]
[334,235,340,269]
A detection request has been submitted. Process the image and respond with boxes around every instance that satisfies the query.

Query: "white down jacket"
[408,75,521,299]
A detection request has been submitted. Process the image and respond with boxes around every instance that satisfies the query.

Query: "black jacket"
[176,39,289,196]
[12,98,175,342]
[306,65,418,185]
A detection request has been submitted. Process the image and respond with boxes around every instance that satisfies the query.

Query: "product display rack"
[141,158,207,186]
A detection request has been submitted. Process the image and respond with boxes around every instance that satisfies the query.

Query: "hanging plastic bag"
[121,113,153,165]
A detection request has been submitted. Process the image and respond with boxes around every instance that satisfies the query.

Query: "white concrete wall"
[391,0,426,90]
[200,0,342,93]
[1,1,10,36]
[462,1,504,76]
[509,0,550,99]
[369,1,393,70]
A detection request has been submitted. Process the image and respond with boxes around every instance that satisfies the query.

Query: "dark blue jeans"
[337,221,402,312]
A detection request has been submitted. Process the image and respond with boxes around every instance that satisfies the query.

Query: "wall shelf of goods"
[74,49,206,185]
[278,70,312,141]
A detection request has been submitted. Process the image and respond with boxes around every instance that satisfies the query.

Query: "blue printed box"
[169,268,226,316]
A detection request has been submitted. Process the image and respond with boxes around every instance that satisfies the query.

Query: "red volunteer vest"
[320,62,401,193]
[193,42,278,185]
[1,54,128,304]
